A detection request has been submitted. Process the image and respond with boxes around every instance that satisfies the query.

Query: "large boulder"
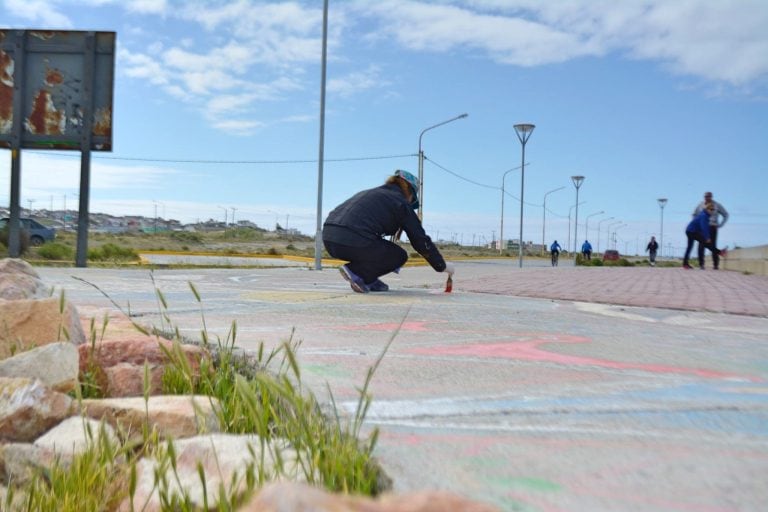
[0,297,86,359]
[0,259,49,300]
[0,377,74,442]
[0,342,79,392]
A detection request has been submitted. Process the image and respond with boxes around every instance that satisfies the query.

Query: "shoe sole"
[339,266,368,293]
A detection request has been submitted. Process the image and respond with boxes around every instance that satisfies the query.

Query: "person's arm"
[401,208,447,272]
[717,203,729,227]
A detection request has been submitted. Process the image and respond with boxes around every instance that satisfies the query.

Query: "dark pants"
[685,231,719,267]
[323,239,408,285]
[582,251,591,260]
[698,225,720,269]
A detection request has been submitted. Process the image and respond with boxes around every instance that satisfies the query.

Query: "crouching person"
[322,169,454,293]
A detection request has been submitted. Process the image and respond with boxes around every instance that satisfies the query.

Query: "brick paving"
[460,266,768,317]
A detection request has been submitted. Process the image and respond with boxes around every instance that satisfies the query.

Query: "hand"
[443,262,455,275]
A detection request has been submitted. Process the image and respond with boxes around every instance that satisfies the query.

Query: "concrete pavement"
[37,260,768,511]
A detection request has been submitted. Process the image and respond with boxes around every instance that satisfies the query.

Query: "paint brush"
[445,274,453,293]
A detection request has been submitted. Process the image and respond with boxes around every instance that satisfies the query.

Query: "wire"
[425,156,544,208]
[26,150,417,165]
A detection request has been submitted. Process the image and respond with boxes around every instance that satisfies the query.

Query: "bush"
[88,243,139,262]
[170,231,203,244]
[0,226,30,255]
[37,242,75,260]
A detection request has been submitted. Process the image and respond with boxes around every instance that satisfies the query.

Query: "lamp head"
[657,198,668,208]
[514,123,535,144]
[571,175,585,188]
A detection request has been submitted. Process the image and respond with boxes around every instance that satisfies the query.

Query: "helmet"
[395,169,419,210]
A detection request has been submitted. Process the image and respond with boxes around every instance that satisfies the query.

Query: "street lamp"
[607,221,622,250]
[514,123,535,268]
[418,113,468,221]
[597,216,614,253]
[585,211,605,243]
[499,167,518,254]
[568,201,586,256]
[542,186,565,255]
[657,198,668,260]
[570,176,585,258]
[612,223,628,250]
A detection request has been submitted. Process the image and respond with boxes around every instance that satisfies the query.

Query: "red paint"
[406,334,759,381]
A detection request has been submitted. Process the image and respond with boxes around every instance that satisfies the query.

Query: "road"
[37,260,768,511]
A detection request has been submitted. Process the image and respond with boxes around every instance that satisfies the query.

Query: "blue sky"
[1,0,767,255]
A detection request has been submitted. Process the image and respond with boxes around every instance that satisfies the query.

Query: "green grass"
[5,278,393,510]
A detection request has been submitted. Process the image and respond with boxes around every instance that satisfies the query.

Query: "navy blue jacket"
[323,183,446,271]
[686,210,711,238]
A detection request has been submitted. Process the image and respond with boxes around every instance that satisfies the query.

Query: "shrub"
[0,225,30,255]
[37,242,75,260]
[170,231,203,244]
[88,243,139,262]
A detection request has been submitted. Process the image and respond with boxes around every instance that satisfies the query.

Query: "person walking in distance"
[646,236,659,266]
[692,191,729,269]
[550,240,562,267]
[581,240,592,260]
[322,169,454,293]
[683,204,724,270]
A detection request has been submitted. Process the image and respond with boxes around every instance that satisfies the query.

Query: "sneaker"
[367,279,389,292]
[339,265,369,293]
[720,247,728,259]
[682,263,693,269]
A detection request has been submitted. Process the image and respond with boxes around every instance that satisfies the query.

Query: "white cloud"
[328,65,387,98]
[360,0,768,86]
[210,119,265,135]
[3,0,73,27]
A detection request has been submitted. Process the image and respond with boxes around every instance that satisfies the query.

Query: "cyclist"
[550,240,562,267]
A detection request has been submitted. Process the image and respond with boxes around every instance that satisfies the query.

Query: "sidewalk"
[36,261,768,511]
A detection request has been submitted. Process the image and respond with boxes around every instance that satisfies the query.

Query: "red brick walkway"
[461,267,768,317]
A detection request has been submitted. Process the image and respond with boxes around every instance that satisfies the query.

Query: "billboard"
[0,29,115,150]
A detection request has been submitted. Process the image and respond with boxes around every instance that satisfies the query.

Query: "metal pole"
[514,124,535,268]
[417,113,468,221]
[597,217,614,253]
[314,0,329,271]
[542,186,565,256]
[585,211,604,246]
[571,176,584,259]
[657,198,667,260]
[499,168,516,254]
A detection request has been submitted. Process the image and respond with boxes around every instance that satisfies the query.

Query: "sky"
[1,0,767,256]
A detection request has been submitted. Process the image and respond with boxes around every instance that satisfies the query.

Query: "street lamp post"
[597,216,614,253]
[568,201,586,256]
[607,221,622,250]
[657,198,668,260]
[542,186,565,255]
[585,211,605,244]
[499,167,518,254]
[570,176,585,258]
[613,223,628,250]
[418,113,468,221]
[514,123,535,268]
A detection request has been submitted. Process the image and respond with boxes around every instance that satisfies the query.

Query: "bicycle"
[551,250,559,267]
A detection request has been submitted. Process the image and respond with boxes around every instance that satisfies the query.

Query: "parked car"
[0,217,56,246]
[602,249,620,261]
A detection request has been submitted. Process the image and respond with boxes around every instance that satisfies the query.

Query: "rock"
[80,395,220,439]
[238,481,502,511]
[78,337,207,397]
[102,361,166,398]
[121,433,304,512]
[34,416,118,455]
[0,377,74,442]
[0,297,86,359]
[0,442,57,486]
[0,342,79,392]
[0,258,49,300]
